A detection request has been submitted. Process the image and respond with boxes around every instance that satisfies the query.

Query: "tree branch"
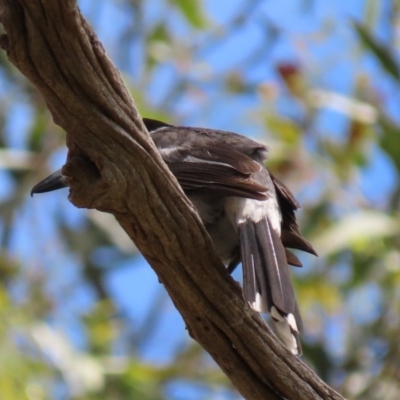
[0,1,345,399]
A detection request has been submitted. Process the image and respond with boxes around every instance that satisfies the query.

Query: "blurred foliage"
[1,0,400,399]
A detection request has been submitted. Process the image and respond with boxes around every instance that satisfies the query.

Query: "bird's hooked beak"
[31,169,69,196]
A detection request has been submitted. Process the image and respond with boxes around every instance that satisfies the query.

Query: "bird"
[31,118,316,355]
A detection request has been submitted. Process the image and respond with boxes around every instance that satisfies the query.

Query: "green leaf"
[379,115,400,173]
[353,21,400,82]
[148,23,169,43]
[28,108,47,151]
[170,0,206,29]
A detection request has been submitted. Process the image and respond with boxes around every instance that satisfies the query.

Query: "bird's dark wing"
[150,126,269,201]
[168,161,268,200]
[176,142,262,174]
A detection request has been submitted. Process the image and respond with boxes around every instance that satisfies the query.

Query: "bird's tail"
[238,218,302,355]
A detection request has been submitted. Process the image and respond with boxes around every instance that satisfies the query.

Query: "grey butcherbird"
[31,118,317,355]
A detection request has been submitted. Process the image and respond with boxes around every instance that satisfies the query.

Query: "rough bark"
[0,1,345,399]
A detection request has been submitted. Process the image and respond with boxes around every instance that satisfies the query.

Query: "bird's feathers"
[168,161,268,200]
[239,218,302,354]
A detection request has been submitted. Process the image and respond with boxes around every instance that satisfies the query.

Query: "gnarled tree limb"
[0,1,345,399]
